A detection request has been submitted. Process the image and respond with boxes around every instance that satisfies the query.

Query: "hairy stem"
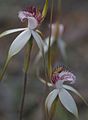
[19,38,33,120]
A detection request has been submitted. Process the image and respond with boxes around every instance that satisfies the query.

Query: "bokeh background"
[0,0,88,120]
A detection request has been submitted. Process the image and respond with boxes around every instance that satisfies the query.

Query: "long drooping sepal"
[0,28,27,38]
[48,98,58,120]
[8,29,31,60]
[34,36,54,64]
[42,0,48,18]
[45,89,58,112]
[63,85,88,106]
[31,30,44,54]
[0,29,31,81]
[59,88,79,119]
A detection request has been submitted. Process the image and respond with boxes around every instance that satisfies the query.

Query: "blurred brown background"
[0,0,88,120]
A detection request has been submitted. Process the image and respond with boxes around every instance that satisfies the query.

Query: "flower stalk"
[48,0,54,79]
[0,58,10,81]
[19,38,33,120]
[58,0,62,19]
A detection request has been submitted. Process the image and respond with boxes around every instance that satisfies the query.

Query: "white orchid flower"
[34,23,66,64]
[40,66,87,119]
[0,6,44,61]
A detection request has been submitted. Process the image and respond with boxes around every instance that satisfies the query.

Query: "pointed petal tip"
[8,29,31,59]
[59,88,78,119]
[0,28,27,38]
[31,30,44,53]
[63,85,88,106]
[45,89,58,112]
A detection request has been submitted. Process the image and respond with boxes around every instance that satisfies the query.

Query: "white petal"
[59,24,64,37]
[59,71,76,84]
[63,85,88,106]
[44,36,54,53]
[8,29,31,59]
[55,80,63,90]
[28,17,38,29]
[51,24,64,37]
[58,38,67,60]
[59,88,78,118]
[34,36,54,64]
[45,89,58,112]
[18,11,30,21]
[32,30,44,52]
[0,28,27,38]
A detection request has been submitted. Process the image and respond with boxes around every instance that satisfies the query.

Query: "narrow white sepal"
[8,29,31,59]
[45,89,58,112]
[39,77,53,87]
[63,85,88,106]
[58,38,67,60]
[34,36,54,64]
[31,30,44,53]
[59,88,79,119]
[0,28,27,38]
[44,36,54,53]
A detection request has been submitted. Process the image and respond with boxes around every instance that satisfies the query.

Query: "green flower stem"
[48,1,62,120]
[46,0,54,120]
[0,56,10,81]
[39,41,49,120]
[58,0,62,19]
[48,0,54,79]
[19,38,33,120]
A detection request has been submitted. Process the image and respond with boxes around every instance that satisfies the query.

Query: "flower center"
[51,66,76,86]
[28,17,38,29]
[18,6,43,25]
[51,66,64,84]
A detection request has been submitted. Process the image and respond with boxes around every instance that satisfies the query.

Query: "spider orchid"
[39,66,87,118]
[34,23,66,64]
[0,6,45,62]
